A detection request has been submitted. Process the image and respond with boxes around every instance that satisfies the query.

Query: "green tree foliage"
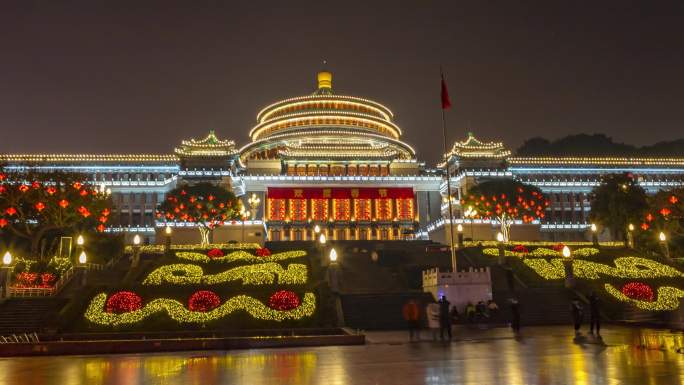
[640,188,684,253]
[589,173,648,242]
[460,179,547,242]
[0,168,113,256]
[157,183,241,246]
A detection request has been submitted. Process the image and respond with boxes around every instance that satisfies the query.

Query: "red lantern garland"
[188,290,221,312]
[106,291,143,313]
[268,290,301,311]
[621,282,654,302]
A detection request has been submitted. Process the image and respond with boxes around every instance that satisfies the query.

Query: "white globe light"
[457,224,463,232]
[165,225,172,235]
[79,251,87,264]
[314,225,321,234]
[591,223,597,232]
[2,251,12,265]
[496,232,504,242]
[76,235,84,246]
[659,232,667,242]
[319,234,326,244]
[562,246,571,259]
[329,248,338,263]
[133,234,141,245]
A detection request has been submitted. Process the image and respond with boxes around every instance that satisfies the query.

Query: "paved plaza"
[1,325,683,385]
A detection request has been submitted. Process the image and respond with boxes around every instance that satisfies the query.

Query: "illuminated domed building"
[2,70,684,244]
[237,71,441,241]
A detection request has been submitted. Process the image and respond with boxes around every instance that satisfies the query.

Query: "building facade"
[3,71,683,243]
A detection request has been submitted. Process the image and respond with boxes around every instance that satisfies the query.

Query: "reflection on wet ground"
[1,325,683,385]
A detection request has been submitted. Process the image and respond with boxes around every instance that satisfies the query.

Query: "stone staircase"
[0,298,68,334]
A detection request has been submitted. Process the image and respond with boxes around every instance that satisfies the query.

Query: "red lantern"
[0,218,8,228]
[59,199,69,208]
[35,202,46,212]
[97,224,106,232]
[670,195,679,205]
[46,186,57,195]
[5,207,17,216]
[18,185,29,192]
[660,208,671,217]
[72,182,82,190]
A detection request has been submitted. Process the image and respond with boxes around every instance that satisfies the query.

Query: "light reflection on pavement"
[1,326,683,385]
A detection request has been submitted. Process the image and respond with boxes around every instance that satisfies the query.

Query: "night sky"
[1,1,683,165]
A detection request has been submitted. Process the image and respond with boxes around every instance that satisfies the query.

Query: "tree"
[0,168,113,256]
[641,188,684,239]
[589,173,648,243]
[157,183,241,246]
[460,179,547,242]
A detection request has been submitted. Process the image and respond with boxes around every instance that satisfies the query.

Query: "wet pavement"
[1,325,684,385]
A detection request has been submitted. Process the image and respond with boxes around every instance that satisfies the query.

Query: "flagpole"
[440,68,457,273]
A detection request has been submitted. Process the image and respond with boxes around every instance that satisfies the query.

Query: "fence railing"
[9,267,75,297]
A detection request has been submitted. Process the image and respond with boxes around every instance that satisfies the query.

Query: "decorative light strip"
[178,170,232,176]
[126,243,261,253]
[250,115,403,141]
[239,128,416,159]
[1,154,178,162]
[256,94,394,122]
[85,292,316,325]
[142,263,308,286]
[240,175,440,182]
[510,157,684,166]
[259,109,392,127]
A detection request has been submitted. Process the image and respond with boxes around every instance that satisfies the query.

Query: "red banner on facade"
[267,187,414,199]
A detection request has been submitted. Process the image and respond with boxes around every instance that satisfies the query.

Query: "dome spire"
[317,60,333,92]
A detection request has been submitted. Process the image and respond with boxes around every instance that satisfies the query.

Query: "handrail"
[9,267,75,297]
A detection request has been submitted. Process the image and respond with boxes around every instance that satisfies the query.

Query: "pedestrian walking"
[438,296,452,341]
[426,302,440,341]
[402,299,420,341]
[509,298,521,334]
[589,292,601,337]
[571,298,583,336]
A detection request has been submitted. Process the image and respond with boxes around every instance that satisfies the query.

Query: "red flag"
[441,75,452,109]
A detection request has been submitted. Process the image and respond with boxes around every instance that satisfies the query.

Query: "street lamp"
[627,223,635,249]
[132,234,141,268]
[164,225,172,255]
[562,245,574,288]
[456,223,464,248]
[248,193,261,220]
[329,248,338,264]
[78,250,88,285]
[1,251,11,298]
[659,231,670,259]
[240,207,248,242]
[79,251,87,264]
[76,235,84,246]
[3,251,12,266]
[591,223,599,247]
[496,231,505,265]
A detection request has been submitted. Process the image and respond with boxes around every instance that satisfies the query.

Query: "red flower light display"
[5,207,17,216]
[46,186,57,195]
[0,218,7,228]
[18,184,30,193]
[621,282,654,302]
[72,182,82,190]
[35,202,46,212]
[14,272,38,287]
[106,291,143,313]
[268,290,301,311]
[256,247,272,257]
[512,244,529,254]
[58,199,69,208]
[97,224,106,232]
[188,290,221,312]
[39,273,56,287]
[207,248,224,259]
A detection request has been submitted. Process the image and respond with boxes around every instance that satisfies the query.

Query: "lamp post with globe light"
[562,246,574,288]
[497,231,505,265]
[457,224,464,248]
[164,225,172,255]
[627,223,635,249]
[132,234,141,268]
[1,251,12,298]
[591,224,599,247]
[659,232,670,259]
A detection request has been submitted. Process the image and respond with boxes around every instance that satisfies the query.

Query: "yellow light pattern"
[125,243,261,254]
[142,263,308,286]
[522,257,684,280]
[481,247,599,258]
[85,292,316,326]
[175,250,307,264]
[604,284,684,311]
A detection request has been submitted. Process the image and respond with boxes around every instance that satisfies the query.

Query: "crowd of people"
[402,291,601,341]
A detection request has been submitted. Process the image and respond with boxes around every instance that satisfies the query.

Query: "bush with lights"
[142,262,308,286]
